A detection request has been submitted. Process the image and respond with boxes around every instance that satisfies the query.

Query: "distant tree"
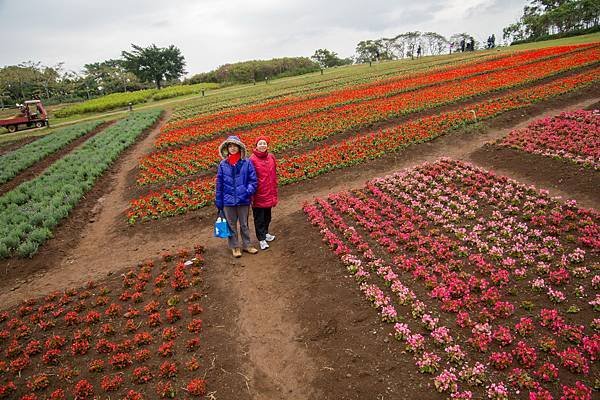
[83,59,140,94]
[311,49,353,68]
[186,57,319,85]
[121,44,186,89]
[379,38,398,60]
[503,22,527,42]
[391,36,407,59]
[398,31,422,58]
[0,62,65,103]
[449,33,475,51]
[503,0,599,43]
[355,40,383,63]
[422,32,449,55]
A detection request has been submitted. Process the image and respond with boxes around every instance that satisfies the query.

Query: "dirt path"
[0,95,597,398]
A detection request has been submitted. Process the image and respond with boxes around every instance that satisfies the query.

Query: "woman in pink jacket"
[249,136,278,250]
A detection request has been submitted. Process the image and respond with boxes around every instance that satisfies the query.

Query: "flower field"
[136,46,600,185]
[126,66,600,223]
[167,50,494,124]
[0,35,599,400]
[303,158,599,399]
[0,246,209,399]
[497,110,600,170]
[157,44,593,147]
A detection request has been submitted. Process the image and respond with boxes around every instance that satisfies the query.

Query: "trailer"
[0,100,49,133]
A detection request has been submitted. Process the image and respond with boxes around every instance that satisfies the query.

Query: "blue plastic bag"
[214,212,231,238]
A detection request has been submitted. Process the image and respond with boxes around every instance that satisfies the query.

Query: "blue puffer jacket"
[215,158,257,208]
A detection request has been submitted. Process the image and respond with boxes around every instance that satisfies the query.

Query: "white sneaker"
[259,240,269,250]
[265,233,276,242]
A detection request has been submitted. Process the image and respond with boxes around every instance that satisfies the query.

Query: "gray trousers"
[223,205,252,249]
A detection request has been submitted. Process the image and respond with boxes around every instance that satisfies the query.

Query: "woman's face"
[256,140,268,152]
[228,143,240,154]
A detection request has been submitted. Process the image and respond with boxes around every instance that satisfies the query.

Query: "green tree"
[186,57,319,85]
[504,0,599,43]
[121,44,186,89]
[0,62,65,103]
[422,32,449,55]
[83,59,140,94]
[311,49,353,68]
[398,31,422,58]
[355,40,382,63]
[503,22,527,42]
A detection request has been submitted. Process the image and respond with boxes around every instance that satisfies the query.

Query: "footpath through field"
[0,93,597,398]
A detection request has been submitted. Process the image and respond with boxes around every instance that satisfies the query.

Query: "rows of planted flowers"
[168,50,493,124]
[125,67,600,223]
[0,121,103,185]
[137,46,600,185]
[303,158,598,399]
[0,110,162,258]
[497,109,599,170]
[0,246,209,399]
[157,44,593,147]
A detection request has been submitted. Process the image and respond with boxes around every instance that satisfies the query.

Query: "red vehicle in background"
[0,100,49,133]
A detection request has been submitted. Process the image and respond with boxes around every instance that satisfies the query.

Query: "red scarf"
[227,152,241,165]
[253,149,268,158]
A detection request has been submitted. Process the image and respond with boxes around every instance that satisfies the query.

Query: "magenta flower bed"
[498,109,600,170]
[304,158,599,399]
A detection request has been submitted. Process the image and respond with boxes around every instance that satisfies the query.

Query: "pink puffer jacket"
[250,150,278,208]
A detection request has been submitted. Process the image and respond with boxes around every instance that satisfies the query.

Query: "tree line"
[186,57,320,85]
[503,0,599,44]
[0,44,185,107]
[352,32,477,63]
[3,2,597,108]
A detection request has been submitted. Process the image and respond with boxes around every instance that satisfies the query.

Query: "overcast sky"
[0,0,527,77]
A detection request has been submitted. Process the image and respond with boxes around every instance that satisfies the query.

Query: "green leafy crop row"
[0,109,162,258]
[0,120,104,184]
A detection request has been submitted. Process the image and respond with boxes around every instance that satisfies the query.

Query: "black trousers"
[252,207,272,241]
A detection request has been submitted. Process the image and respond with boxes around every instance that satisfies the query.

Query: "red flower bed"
[137,46,600,185]
[0,247,209,399]
[156,45,591,147]
[127,67,600,223]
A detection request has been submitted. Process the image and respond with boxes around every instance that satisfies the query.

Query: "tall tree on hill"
[355,40,382,63]
[398,31,422,58]
[121,44,186,89]
[422,32,449,55]
[449,33,476,51]
[311,49,353,68]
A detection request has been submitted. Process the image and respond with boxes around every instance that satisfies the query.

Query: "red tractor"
[0,100,49,133]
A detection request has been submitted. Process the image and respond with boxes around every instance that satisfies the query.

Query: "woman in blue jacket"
[215,136,259,257]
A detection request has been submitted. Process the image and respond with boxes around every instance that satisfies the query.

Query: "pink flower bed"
[304,158,599,399]
[498,109,600,170]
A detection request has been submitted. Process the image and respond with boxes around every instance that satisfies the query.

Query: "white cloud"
[0,0,528,75]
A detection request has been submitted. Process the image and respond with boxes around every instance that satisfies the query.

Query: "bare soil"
[0,89,598,399]
[470,145,600,207]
